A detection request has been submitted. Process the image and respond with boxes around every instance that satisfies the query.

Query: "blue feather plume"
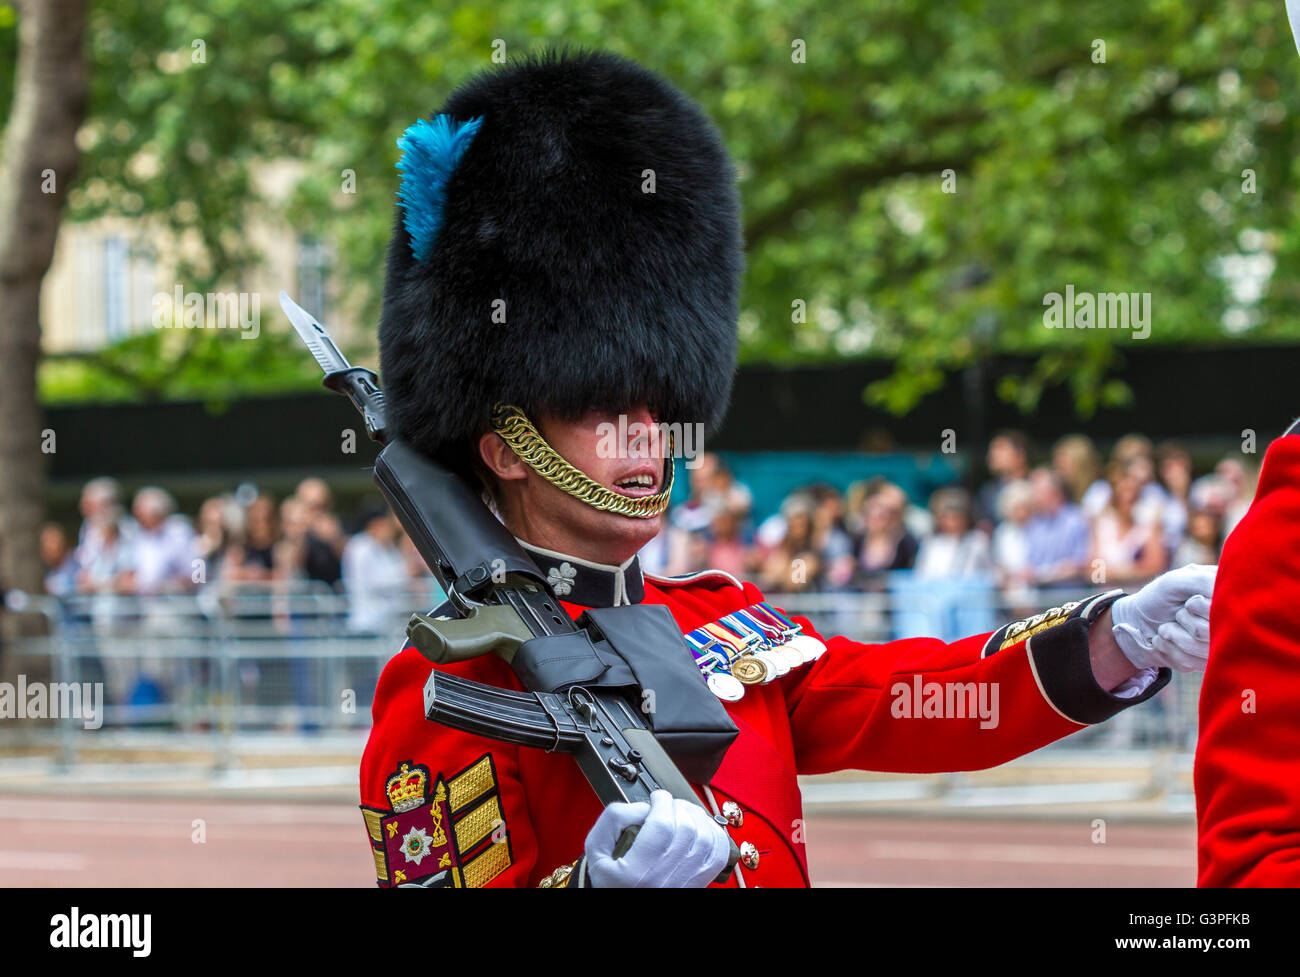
[395,114,483,263]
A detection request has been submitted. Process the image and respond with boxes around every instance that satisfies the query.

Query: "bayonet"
[280,291,387,443]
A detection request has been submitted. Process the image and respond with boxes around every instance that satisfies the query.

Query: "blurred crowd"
[39,477,432,635]
[40,432,1253,622]
[641,433,1252,601]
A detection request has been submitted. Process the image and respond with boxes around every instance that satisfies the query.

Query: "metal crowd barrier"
[0,581,443,768]
[0,578,1199,798]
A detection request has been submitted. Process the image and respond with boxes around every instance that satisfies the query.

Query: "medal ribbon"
[701,620,763,654]
[729,608,783,645]
[750,602,802,639]
[682,628,736,675]
[715,611,775,648]
[683,603,819,691]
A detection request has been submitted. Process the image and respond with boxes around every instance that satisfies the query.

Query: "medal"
[682,602,824,696]
[683,630,740,696]
[730,655,769,685]
[706,671,746,701]
[751,602,827,662]
[722,610,807,671]
[775,645,805,668]
[754,649,789,679]
[786,633,827,661]
[701,621,773,684]
[729,606,802,670]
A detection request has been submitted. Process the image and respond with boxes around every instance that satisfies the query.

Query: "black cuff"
[983,591,1120,658]
[1025,596,1172,724]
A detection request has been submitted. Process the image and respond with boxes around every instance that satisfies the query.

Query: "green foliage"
[40,326,323,405]
[0,4,15,114]
[10,0,1300,413]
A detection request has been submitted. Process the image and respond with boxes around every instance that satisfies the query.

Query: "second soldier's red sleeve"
[1196,436,1300,887]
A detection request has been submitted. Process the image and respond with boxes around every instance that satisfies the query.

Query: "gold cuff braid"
[491,404,675,519]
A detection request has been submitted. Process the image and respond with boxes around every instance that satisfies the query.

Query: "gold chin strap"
[490,404,675,519]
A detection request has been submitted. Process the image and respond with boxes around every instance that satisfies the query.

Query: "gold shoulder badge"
[360,754,511,888]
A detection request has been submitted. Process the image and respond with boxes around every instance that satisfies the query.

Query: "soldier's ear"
[477,430,529,483]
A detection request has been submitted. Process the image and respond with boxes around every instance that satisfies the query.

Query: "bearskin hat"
[379,49,744,469]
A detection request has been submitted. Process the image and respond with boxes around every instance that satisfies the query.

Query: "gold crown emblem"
[386,762,429,813]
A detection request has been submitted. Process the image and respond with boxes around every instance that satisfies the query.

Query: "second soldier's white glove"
[584,789,731,888]
[1110,563,1216,673]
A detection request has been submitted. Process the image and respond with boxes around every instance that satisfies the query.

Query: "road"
[0,794,1197,887]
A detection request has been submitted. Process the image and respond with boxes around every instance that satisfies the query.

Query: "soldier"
[360,49,1215,888]
[1196,421,1300,887]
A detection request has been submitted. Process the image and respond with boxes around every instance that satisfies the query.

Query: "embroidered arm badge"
[360,753,512,888]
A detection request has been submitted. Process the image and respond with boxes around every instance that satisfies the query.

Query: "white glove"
[584,789,731,888]
[1110,563,1216,673]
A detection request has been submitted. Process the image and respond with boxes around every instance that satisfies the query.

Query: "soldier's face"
[493,406,668,564]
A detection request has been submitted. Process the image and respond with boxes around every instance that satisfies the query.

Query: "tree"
[254,1,1300,418]
[0,0,87,609]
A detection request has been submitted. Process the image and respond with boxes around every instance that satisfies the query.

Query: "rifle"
[281,293,740,882]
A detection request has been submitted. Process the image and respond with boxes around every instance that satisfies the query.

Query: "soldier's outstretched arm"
[743,580,1180,775]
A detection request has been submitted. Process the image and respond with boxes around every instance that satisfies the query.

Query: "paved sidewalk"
[0,741,1196,821]
[0,793,1197,887]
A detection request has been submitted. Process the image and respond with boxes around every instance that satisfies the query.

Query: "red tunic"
[360,552,1167,887]
[1196,434,1300,886]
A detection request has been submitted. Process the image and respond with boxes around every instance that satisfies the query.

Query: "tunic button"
[721,801,744,827]
[739,841,760,870]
